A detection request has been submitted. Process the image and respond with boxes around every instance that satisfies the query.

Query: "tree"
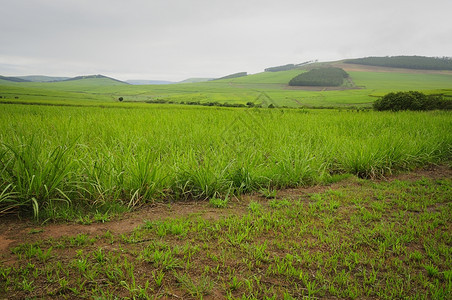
[373,91,451,111]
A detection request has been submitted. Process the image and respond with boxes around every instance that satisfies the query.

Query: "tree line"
[344,56,452,70]
[264,60,316,72]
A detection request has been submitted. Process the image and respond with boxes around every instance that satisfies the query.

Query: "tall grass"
[0,104,451,218]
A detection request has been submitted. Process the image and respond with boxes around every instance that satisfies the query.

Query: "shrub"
[373,91,451,111]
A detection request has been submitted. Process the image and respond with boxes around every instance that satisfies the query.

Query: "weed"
[260,188,277,199]
[174,272,214,298]
[269,198,291,209]
[209,197,228,208]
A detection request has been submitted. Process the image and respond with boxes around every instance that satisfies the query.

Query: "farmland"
[1,59,452,298]
[1,104,451,220]
[1,61,452,108]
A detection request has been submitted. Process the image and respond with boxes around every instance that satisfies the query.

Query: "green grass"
[0,104,450,219]
[1,64,451,108]
[1,175,450,298]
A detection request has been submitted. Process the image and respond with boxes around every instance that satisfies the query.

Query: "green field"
[1,62,452,108]
[1,61,451,299]
[0,104,451,220]
[1,170,451,299]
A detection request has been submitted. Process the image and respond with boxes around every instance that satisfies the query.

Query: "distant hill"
[264,61,316,72]
[17,75,70,82]
[63,74,129,85]
[178,78,214,84]
[126,80,174,85]
[344,56,452,70]
[213,72,248,81]
[0,75,30,82]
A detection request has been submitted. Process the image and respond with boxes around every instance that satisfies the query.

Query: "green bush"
[373,91,451,111]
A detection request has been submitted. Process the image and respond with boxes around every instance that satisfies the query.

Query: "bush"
[373,91,451,111]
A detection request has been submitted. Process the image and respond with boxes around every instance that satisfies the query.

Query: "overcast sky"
[1,0,451,81]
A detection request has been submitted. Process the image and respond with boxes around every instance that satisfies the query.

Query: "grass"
[1,174,450,298]
[0,104,450,219]
[1,62,451,108]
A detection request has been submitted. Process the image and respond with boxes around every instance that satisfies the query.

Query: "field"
[1,61,452,298]
[1,104,451,220]
[1,167,451,299]
[1,61,452,108]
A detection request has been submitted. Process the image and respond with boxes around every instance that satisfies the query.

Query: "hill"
[17,75,70,82]
[264,60,316,72]
[63,74,128,85]
[126,80,174,85]
[0,75,30,82]
[178,78,213,84]
[213,72,248,80]
[1,56,451,108]
[344,56,452,70]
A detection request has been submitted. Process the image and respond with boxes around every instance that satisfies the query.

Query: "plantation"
[1,168,451,298]
[288,68,349,87]
[345,56,452,70]
[0,104,451,220]
[2,59,452,109]
[1,57,452,299]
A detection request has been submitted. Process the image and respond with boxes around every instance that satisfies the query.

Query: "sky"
[1,0,451,81]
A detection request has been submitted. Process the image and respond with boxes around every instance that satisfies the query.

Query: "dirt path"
[1,165,451,258]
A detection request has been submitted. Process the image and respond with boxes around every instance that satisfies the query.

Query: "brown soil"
[1,165,451,259]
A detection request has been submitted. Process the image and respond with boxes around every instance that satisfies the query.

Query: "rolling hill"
[1,56,451,108]
[16,75,70,82]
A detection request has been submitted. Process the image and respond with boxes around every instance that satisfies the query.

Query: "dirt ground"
[1,165,451,260]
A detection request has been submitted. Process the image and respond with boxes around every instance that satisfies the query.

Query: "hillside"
[63,74,128,85]
[126,80,174,85]
[0,75,30,82]
[178,78,213,84]
[17,75,70,82]
[344,56,452,70]
[1,57,451,108]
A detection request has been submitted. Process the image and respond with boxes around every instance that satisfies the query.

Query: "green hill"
[1,58,451,108]
[0,75,30,82]
[178,78,213,84]
[62,74,128,85]
[344,56,452,70]
[17,75,70,82]
[213,72,248,80]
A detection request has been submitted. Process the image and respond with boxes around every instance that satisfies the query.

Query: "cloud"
[1,0,451,81]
